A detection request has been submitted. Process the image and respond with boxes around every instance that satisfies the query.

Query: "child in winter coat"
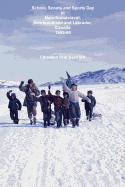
[82,90,96,121]
[62,92,70,126]
[31,90,53,128]
[61,77,91,127]
[48,85,63,128]
[7,90,22,124]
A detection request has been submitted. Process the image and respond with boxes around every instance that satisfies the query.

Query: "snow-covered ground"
[0,84,125,187]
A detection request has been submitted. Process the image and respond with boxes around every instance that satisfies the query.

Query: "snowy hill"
[76,67,125,85]
[40,67,125,86]
[0,80,20,88]
[1,67,125,88]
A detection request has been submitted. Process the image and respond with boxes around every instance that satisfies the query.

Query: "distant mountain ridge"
[40,67,125,86]
[0,67,125,88]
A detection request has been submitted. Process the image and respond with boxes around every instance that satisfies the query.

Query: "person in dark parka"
[19,79,40,124]
[7,90,22,124]
[31,90,53,128]
[82,90,96,121]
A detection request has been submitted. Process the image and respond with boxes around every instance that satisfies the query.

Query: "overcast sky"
[0,0,125,84]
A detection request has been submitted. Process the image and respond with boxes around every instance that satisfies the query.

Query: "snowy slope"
[0,84,125,186]
[0,80,20,88]
[76,67,125,85]
[40,67,125,86]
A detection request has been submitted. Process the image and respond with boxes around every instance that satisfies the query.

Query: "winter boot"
[44,121,47,128]
[86,116,89,120]
[72,118,76,128]
[15,119,19,124]
[30,119,33,125]
[47,121,50,126]
[56,126,60,129]
[64,119,67,126]
[57,121,61,128]
[67,119,69,124]
[33,117,36,124]
[89,113,92,121]
[76,118,79,127]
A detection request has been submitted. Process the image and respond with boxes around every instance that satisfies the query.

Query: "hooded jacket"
[19,83,40,107]
[7,92,22,110]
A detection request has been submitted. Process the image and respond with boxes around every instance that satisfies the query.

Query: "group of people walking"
[6,78,96,128]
